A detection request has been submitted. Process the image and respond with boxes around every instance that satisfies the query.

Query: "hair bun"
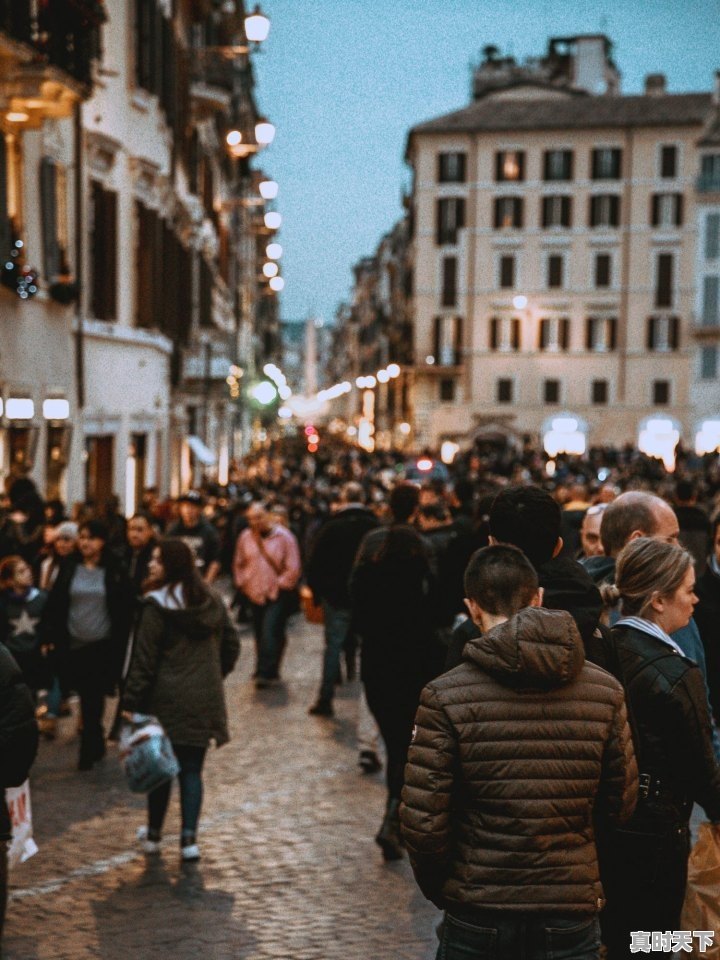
[600,582,621,608]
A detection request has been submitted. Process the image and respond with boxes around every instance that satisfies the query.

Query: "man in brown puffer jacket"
[400,545,638,960]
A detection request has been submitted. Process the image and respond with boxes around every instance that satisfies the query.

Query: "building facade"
[404,36,720,456]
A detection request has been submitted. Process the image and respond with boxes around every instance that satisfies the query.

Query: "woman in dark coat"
[599,537,720,958]
[123,539,240,862]
[47,519,132,769]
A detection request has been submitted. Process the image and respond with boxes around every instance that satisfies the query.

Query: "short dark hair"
[600,492,657,557]
[675,480,695,503]
[389,482,420,523]
[80,519,108,542]
[488,486,561,568]
[464,544,539,617]
[711,511,720,541]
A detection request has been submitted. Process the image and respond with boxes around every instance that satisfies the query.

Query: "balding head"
[600,491,680,557]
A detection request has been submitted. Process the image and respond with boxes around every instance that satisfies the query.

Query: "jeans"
[317,603,353,703]
[0,842,6,942]
[148,744,207,839]
[251,592,292,680]
[437,912,601,960]
[68,641,108,764]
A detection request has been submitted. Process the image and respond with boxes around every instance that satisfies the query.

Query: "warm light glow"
[398,422,411,435]
[269,276,285,291]
[425,355,435,365]
[278,406,292,419]
[365,375,377,388]
[266,243,282,259]
[6,112,29,123]
[245,6,271,43]
[6,398,34,420]
[543,416,586,457]
[638,418,679,471]
[308,434,319,445]
[226,130,242,147]
[417,458,434,472]
[696,420,720,455]
[512,295,528,310]
[43,399,70,420]
[263,262,279,278]
[347,426,358,437]
[218,445,229,486]
[386,364,401,378]
[441,441,460,465]
[377,370,390,383]
[264,211,282,229]
[259,180,279,200]
[278,384,292,400]
[125,455,136,518]
[546,460,557,477]
[251,381,278,405]
[255,121,275,146]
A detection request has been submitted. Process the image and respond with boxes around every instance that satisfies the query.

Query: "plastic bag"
[681,821,720,959]
[5,780,38,869]
[119,714,180,794]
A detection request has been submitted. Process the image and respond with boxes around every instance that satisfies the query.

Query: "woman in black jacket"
[47,520,132,770]
[599,537,720,958]
[123,539,240,862]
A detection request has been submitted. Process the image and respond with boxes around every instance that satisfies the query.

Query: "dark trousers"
[68,641,108,764]
[438,911,601,960]
[251,592,292,680]
[0,842,6,942]
[148,744,207,839]
[364,679,423,799]
[599,823,690,959]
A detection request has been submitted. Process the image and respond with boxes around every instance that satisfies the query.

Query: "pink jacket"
[233,525,301,605]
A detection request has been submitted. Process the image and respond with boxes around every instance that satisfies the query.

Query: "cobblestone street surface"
[4,614,440,960]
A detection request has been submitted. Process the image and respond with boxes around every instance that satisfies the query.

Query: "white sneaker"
[181,843,200,862]
[136,826,161,854]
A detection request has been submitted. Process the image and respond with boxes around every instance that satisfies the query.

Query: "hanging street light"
[259,180,278,200]
[244,5,271,43]
[266,242,282,260]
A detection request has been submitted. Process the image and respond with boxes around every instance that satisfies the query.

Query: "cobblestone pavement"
[4,613,440,960]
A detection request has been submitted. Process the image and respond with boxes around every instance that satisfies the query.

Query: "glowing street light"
[244,4,271,43]
[250,381,278,405]
[263,262,279,278]
[255,119,276,146]
[377,369,390,383]
[266,242,282,260]
[386,363,401,378]
[259,180,279,200]
[226,130,242,147]
[269,276,285,291]
[264,211,281,229]
[512,295,528,310]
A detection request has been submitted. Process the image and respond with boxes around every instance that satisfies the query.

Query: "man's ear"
[464,597,483,625]
[628,529,644,542]
[530,587,544,608]
[488,535,498,546]
[552,537,563,558]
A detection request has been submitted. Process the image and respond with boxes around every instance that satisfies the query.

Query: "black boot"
[375,798,403,861]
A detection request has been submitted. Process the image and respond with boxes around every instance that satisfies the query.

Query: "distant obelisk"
[304,314,318,396]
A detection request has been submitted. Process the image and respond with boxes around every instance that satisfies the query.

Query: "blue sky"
[252,0,720,326]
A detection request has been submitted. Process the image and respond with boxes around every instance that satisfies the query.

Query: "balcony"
[190,49,234,117]
[182,340,235,382]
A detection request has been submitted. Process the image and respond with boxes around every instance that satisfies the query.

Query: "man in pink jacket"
[233,502,301,687]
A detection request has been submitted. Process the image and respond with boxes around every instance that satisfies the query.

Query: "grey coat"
[123,592,240,748]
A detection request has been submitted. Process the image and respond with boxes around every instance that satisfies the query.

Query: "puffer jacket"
[123,589,240,748]
[400,607,638,915]
[0,646,38,839]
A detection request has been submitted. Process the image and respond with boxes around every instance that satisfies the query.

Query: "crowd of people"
[0,439,719,958]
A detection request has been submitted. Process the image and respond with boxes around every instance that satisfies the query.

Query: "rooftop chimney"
[645,73,667,96]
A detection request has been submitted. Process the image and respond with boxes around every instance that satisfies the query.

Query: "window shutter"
[647,317,656,350]
[432,316,441,360]
[489,317,498,350]
[517,153,525,181]
[515,198,524,229]
[541,197,550,228]
[675,194,684,227]
[560,318,570,350]
[589,196,597,228]
[612,149,622,178]
[669,315,680,350]
[609,317,617,351]
[493,198,501,229]
[562,196,571,227]
[651,194,660,227]
[457,198,466,229]
[0,136,8,259]
[435,199,443,245]
[585,318,594,350]
[40,157,59,282]
[611,195,620,227]
[539,319,548,350]
[495,152,503,182]
[454,316,463,365]
[512,317,521,351]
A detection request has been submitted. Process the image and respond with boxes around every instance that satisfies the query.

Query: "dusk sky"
[253,0,720,329]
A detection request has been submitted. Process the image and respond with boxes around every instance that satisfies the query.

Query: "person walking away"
[0,556,50,700]
[350,482,444,861]
[598,538,720,957]
[47,520,132,770]
[233,502,301,688]
[168,492,221,584]
[123,539,239,861]
[695,510,720,725]
[305,481,377,718]
[0,644,38,945]
[401,545,638,960]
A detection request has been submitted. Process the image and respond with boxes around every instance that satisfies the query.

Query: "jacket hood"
[463,607,585,690]
[580,555,616,586]
[143,593,225,640]
[536,556,603,644]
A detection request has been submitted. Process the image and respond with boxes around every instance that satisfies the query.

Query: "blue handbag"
[119,714,180,793]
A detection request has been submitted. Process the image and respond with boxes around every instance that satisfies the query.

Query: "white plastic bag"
[119,713,179,794]
[6,780,38,869]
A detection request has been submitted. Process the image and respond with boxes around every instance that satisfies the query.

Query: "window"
[646,315,680,351]
[703,276,720,326]
[439,378,456,402]
[589,195,621,228]
[592,380,608,404]
[701,346,718,380]
[586,317,617,352]
[494,196,523,229]
[436,197,465,245]
[653,380,670,405]
[39,157,69,283]
[547,254,564,289]
[660,145,678,179]
[591,148,622,180]
[651,193,683,228]
[499,254,515,288]
[543,150,573,181]
[539,317,570,352]
[489,317,521,352]
[432,315,463,365]
[541,195,572,228]
[701,154,720,181]
[438,152,467,183]
[594,253,612,288]
[495,151,525,182]
[705,214,720,260]
[655,253,674,307]
[441,256,457,307]
[90,181,118,321]
[135,0,162,93]
[497,379,514,404]
[544,379,560,404]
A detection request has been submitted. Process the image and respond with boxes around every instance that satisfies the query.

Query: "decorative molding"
[85,130,120,174]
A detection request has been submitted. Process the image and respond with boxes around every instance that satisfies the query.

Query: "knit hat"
[55,521,79,540]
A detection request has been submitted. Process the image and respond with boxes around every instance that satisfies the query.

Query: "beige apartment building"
[405,36,720,457]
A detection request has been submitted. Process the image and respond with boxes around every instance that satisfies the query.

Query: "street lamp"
[255,118,276,146]
[269,276,285,291]
[263,262,279,278]
[266,242,282,259]
[250,381,278,405]
[244,4,271,43]
[259,180,279,200]
[264,211,281,229]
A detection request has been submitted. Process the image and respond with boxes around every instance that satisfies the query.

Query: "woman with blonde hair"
[599,537,720,958]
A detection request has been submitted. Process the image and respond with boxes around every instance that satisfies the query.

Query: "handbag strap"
[255,532,283,578]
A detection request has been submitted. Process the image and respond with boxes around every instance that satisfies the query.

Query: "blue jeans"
[318,603,352,702]
[148,744,207,838]
[251,592,292,680]
[437,912,601,960]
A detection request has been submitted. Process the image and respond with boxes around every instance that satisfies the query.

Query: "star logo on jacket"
[10,610,39,637]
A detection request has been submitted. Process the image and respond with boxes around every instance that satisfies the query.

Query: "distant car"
[404,457,450,482]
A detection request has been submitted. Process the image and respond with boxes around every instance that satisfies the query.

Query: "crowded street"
[4,610,438,960]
